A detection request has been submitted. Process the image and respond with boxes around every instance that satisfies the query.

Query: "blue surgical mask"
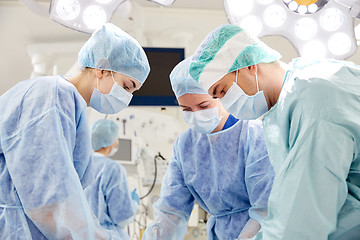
[90,72,133,114]
[182,107,221,134]
[220,71,268,120]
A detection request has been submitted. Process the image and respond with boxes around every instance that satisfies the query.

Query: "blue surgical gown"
[84,153,139,239]
[0,76,120,239]
[143,119,274,240]
[255,58,360,240]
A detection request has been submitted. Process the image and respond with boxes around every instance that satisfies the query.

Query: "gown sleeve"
[142,140,195,240]
[238,121,274,239]
[105,162,138,227]
[3,104,119,239]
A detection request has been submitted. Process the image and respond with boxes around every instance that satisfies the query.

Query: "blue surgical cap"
[78,23,150,85]
[91,119,119,151]
[189,24,281,91]
[170,57,207,98]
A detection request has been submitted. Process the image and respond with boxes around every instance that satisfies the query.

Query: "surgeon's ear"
[94,69,111,79]
[94,69,104,79]
[247,65,258,74]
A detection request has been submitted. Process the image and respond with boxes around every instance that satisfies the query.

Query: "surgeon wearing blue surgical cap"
[85,119,140,240]
[142,58,274,240]
[190,24,360,239]
[0,23,150,239]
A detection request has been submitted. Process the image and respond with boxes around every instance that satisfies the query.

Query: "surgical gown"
[143,120,274,240]
[0,76,120,239]
[85,153,139,240]
[256,58,360,240]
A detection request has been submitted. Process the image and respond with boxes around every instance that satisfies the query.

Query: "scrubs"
[0,76,119,239]
[257,58,360,240]
[143,119,274,240]
[85,153,138,240]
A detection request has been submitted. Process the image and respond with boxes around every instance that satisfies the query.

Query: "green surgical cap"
[170,57,208,99]
[91,119,119,151]
[189,24,281,91]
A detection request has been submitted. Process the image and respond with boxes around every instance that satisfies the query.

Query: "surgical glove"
[131,188,140,205]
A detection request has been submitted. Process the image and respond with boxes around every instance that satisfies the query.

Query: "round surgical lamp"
[223,0,358,60]
[49,0,130,34]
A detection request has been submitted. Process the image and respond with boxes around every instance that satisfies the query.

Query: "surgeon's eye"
[199,104,209,109]
[124,84,130,90]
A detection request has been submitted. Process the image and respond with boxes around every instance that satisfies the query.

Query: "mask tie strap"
[110,71,116,84]
[255,73,260,92]
[235,70,239,84]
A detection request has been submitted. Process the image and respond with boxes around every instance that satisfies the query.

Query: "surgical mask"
[90,72,133,114]
[108,145,118,157]
[220,71,268,120]
[182,107,221,134]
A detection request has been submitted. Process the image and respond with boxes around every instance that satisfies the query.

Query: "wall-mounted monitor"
[130,47,185,106]
[109,138,135,165]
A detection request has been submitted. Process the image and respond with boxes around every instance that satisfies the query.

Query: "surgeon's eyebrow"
[130,80,136,89]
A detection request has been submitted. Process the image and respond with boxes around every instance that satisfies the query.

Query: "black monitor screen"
[130,47,185,106]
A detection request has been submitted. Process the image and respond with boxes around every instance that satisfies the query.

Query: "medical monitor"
[109,138,135,165]
[130,47,185,106]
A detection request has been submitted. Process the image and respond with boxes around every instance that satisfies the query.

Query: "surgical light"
[240,15,263,36]
[145,0,176,6]
[50,0,127,34]
[83,5,107,29]
[224,0,358,59]
[328,32,352,55]
[295,18,318,40]
[263,5,287,28]
[56,0,80,21]
[320,8,344,31]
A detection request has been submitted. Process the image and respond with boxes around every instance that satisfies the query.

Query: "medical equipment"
[224,0,358,59]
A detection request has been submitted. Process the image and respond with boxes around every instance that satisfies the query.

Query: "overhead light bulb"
[289,1,299,11]
[302,41,326,58]
[56,0,80,21]
[263,5,286,28]
[298,5,308,14]
[295,17,318,40]
[308,3,318,13]
[240,15,263,36]
[320,8,344,31]
[328,32,352,55]
[228,0,254,17]
[83,5,107,29]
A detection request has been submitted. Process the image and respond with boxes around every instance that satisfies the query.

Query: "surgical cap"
[78,23,150,85]
[170,57,207,98]
[91,119,119,151]
[189,24,281,91]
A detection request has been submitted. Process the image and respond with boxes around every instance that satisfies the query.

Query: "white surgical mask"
[182,107,221,134]
[108,145,118,157]
[90,72,133,114]
[220,71,268,120]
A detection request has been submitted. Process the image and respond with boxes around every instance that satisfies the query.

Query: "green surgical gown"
[256,58,360,240]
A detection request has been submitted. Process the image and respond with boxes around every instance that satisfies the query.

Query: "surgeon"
[85,119,140,240]
[189,24,360,239]
[0,23,150,239]
[142,58,274,240]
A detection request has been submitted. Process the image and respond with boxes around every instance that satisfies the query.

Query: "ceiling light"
[263,5,287,28]
[295,17,318,40]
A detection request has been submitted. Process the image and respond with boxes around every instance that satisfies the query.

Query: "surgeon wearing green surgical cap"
[189,24,360,240]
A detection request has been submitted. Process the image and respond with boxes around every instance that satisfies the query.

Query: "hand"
[131,188,140,205]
